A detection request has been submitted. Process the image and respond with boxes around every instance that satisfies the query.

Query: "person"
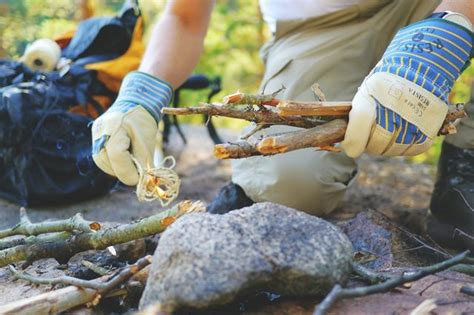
[91,0,473,250]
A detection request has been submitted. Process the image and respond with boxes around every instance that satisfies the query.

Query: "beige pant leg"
[232,0,439,216]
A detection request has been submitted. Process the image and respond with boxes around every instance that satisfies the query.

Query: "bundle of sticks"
[162,86,466,159]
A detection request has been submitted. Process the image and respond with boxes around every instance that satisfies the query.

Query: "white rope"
[133,156,181,207]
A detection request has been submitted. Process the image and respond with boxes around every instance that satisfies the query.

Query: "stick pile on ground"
[0,201,204,268]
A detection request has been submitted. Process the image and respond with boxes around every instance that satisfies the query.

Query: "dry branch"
[163,100,464,133]
[0,207,100,239]
[313,250,471,315]
[0,201,204,267]
[214,140,261,159]
[214,119,347,158]
[163,92,466,159]
[2,256,152,314]
[256,119,346,155]
[82,260,110,276]
[162,103,320,129]
[10,255,151,293]
[223,91,281,106]
[439,104,467,135]
[277,101,352,117]
[350,261,391,284]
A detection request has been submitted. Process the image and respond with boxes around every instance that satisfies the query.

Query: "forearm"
[139,1,214,89]
[436,0,474,24]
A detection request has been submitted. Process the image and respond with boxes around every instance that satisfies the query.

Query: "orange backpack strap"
[54,29,76,49]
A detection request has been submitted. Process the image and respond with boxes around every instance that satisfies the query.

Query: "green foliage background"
[0,0,472,165]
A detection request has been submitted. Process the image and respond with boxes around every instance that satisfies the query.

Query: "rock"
[340,211,393,270]
[139,202,353,311]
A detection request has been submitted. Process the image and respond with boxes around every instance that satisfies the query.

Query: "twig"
[82,260,110,276]
[371,209,452,259]
[214,119,347,159]
[223,87,285,106]
[164,92,465,160]
[0,208,100,239]
[3,256,152,314]
[409,299,437,315]
[277,101,351,117]
[9,264,106,289]
[439,103,467,135]
[162,103,320,129]
[95,255,152,298]
[313,250,470,315]
[0,238,26,251]
[311,83,327,101]
[450,264,474,276]
[350,261,392,284]
[460,286,474,297]
[163,102,464,137]
[0,201,204,267]
[240,124,268,140]
[256,119,346,155]
[214,140,261,159]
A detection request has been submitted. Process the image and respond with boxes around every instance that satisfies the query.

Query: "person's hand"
[92,71,173,185]
[341,12,473,158]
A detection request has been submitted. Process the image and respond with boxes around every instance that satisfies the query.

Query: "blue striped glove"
[92,71,172,185]
[341,12,473,158]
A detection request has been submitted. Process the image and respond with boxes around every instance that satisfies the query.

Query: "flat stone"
[140,202,353,311]
[340,211,393,270]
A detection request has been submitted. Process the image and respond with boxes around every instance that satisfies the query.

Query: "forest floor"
[0,125,472,314]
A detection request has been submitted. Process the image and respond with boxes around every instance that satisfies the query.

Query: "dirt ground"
[0,125,472,313]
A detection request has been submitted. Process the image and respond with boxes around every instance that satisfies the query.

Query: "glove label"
[365,72,447,139]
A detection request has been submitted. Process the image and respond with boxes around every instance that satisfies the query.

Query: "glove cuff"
[112,71,173,122]
[373,16,473,102]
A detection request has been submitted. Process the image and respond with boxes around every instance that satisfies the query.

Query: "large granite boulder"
[140,202,353,311]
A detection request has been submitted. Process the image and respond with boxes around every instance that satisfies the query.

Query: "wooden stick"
[1,256,152,314]
[164,96,465,160]
[350,261,392,284]
[313,250,471,315]
[214,119,347,159]
[162,103,319,129]
[277,101,352,117]
[0,201,204,267]
[0,208,100,239]
[256,119,347,155]
[439,104,467,135]
[223,91,280,106]
[164,102,464,135]
[214,141,261,159]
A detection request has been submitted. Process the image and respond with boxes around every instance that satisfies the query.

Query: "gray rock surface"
[139,202,353,310]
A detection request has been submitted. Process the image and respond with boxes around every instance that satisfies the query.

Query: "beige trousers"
[232,0,441,215]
